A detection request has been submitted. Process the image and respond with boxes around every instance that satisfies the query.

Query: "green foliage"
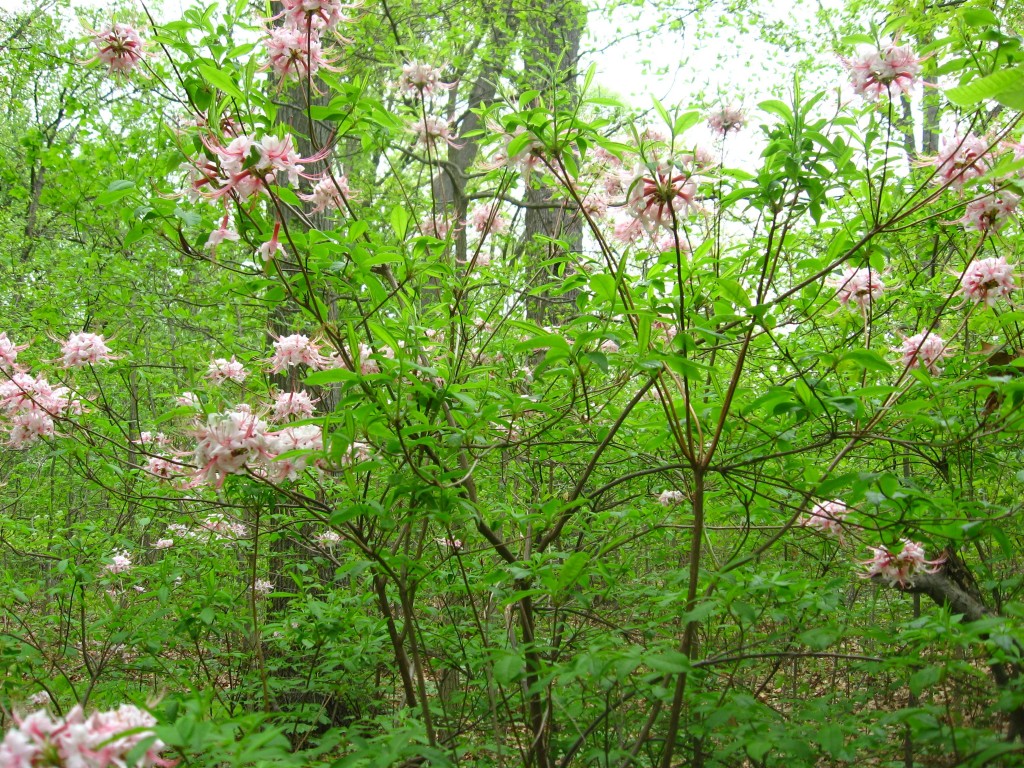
[3,0,1024,766]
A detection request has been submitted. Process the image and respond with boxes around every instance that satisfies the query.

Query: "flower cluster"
[274,0,355,30]
[103,550,133,576]
[707,104,746,136]
[845,44,921,101]
[658,490,685,506]
[0,365,78,448]
[269,334,331,372]
[263,26,332,81]
[316,530,343,546]
[168,513,249,542]
[272,390,318,421]
[470,203,508,235]
[958,192,1019,233]
[900,332,949,375]
[932,133,990,190]
[861,539,945,587]
[958,256,1017,306]
[90,23,144,76]
[397,62,455,98]
[298,175,355,214]
[192,133,328,204]
[191,409,324,487]
[0,332,27,371]
[411,115,463,151]
[830,267,885,311]
[262,0,353,81]
[800,500,848,540]
[627,161,701,232]
[193,410,269,486]
[0,704,172,768]
[207,356,248,384]
[61,332,115,367]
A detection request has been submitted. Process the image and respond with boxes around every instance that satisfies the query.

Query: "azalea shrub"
[3,0,1024,766]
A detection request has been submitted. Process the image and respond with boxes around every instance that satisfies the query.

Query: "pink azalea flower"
[317,530,342,546]
[198,513,248,540]
[435,537,463,549]
[658,490,685,506]
[207,356,249,384]
[932,133,991,190]
[206,215,240,254]
[146,456,179,481]
[830,267,885,310]
[254,579,274,595]
[213,135,254,178]
[800,499,848,539]
[8,410,55,448]
[613,217,644,244]
[256,136,307,186]
[339,440,372,466]
[1,374,58,414]
[0,332,28,372]
[957,192,1019,233]
[1,704,170,768]
[272,390,318,421]
[845,44,921,101]
[861,538,945,587]
[199,132,329,203]
[103,550,132,575]
[708,104,746,135]
[61,332,114,367]
[273,0,355,31]
[175,391,200,408]
[269,334,330,372]
[298,175,355,213]
[958,256,1016,306]
[263,27,333,81]
[599,339,619,354]
[192,411,268,487]
[90,23,144,76]
[397,62,455,97]
[899,331,949,375]
[627,162,700,232]
[420,216,457,239]
[153,538,174,549]
[264,424,323,480]
[259,220,286,262]
[411,115,463,150]
[459,251,490,270]
[470,204,508,235]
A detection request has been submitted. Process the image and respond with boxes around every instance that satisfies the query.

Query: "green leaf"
[584,351,609,373]
[390,205,410,239]
[963,8,1000,27]
[817,724,844,757]
[123,223,147,247]
[493,652,525,684]
[556,551,590,593]
[946,66,1024,107]
[759,99,793,123]
[197,62,245,101]
[909,665,943,696]
[305,368,358,386]
[97,180,135,205]
[839,348,893,373]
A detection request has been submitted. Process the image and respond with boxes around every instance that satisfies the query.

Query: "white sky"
[0,0,842,112]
